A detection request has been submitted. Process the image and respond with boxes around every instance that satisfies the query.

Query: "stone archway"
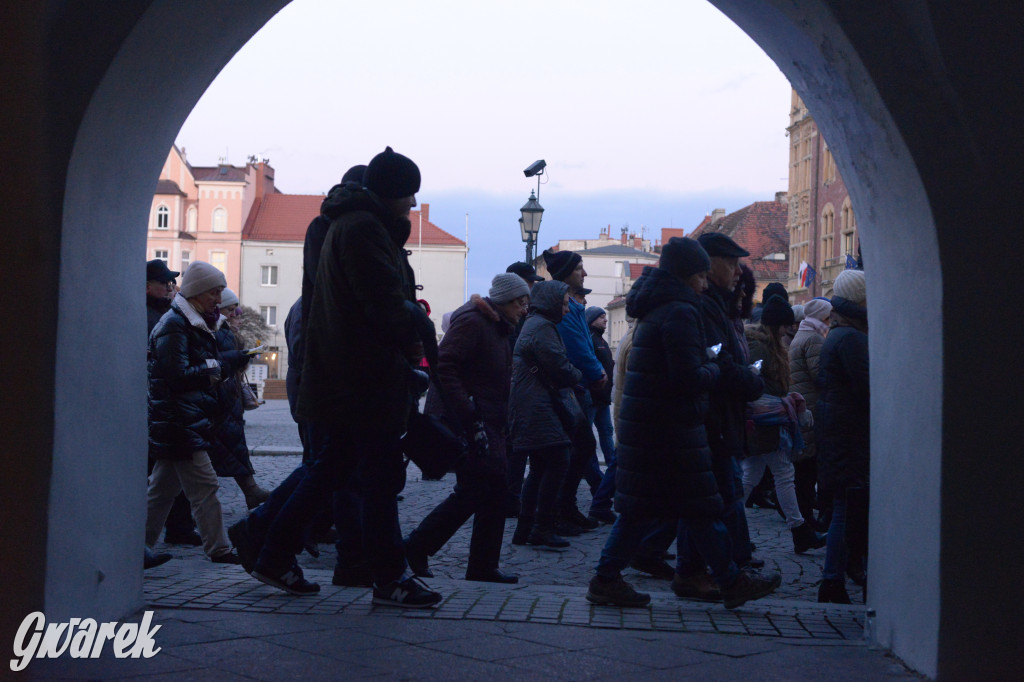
[4,1,1021,678]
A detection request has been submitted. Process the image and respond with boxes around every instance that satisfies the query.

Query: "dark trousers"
[520,445,570,524]
[557,389,597,514]
[406,468,507,574]
[793,457,818,525]
[678,455,752,569]
[597,513,738,588]
[254,421,407,585]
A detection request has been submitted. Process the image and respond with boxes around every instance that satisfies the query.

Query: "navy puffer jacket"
[208,324,253,477]
[615,267,724,518]
[815,304,870,496]
[148,294,227,461]
[509,280,582,453]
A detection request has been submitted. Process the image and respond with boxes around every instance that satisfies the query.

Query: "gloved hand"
[201,358,222,386]
[469,419,489,459]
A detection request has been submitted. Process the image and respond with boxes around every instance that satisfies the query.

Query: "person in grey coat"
[509,280,582,548]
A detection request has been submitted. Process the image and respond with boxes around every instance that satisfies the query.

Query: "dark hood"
[625,266,700,319]
[320,183,411,248]
[528,280,569,323]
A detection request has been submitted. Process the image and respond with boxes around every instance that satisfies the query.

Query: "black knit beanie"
[364,147,420,199]
[543,249,582,282]
[760,294,795,326]
[762,282,789,303]
[342,164,366,184]
[659,237,710,280]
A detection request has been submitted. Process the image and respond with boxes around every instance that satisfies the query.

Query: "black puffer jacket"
[816,304,870,496]
[509,281,582,453]
[296,185,420,438]
[615,267,723,518]
[700,282,764,461]
[209,324,253,477]
[425,295,514,477]
[148,294,227,461]
[147,294,171,336]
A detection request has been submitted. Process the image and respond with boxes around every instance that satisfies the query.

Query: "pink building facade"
[146,146,275,293]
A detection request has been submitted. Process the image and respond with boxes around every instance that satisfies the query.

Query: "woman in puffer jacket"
[817,270,870,604]
[743,295,825,554]
[211,288,270,510]
[788,297,833,529]
[146,262,239,564]
[509,280,582,549]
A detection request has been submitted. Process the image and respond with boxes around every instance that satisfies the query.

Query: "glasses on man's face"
[148,280,175,288]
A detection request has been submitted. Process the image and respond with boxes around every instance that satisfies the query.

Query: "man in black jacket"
[673,233,764,592]
[145,259,197,556]
[235,148,441,608]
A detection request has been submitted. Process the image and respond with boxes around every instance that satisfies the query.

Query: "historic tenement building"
[786,89,860,302]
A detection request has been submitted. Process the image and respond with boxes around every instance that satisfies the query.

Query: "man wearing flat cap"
[673,233,766,588]
[506,261,544,290]
[234,147,442,608]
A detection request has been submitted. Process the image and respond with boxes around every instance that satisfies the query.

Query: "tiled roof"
[155,179,185,195]
[407,208,466,246]
[688,200,789,265]
[606,295,626,309]
[628,263,653,280]
[242,194,466,247]
[192,165,247,182]
[577,244,656,257]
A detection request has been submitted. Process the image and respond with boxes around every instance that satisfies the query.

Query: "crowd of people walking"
[143,147,869,610]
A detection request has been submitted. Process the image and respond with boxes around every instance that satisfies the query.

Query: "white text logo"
[11,611,162,672]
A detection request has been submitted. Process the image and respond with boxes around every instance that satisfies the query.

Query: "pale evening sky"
[176,0,792,295]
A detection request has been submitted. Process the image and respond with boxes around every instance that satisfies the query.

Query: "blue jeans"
[590,403,616,465]
[822,495,848,581]
[677,455,752,569]
[597,513,738,588]
[255,421,407,585]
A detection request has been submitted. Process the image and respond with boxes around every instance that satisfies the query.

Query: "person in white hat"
[145,261,239,564]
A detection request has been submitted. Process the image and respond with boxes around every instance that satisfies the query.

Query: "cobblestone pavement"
[148,401,866,636]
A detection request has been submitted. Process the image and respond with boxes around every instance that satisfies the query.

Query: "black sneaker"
[372,575,442,608]
[565,508,600,530]
[210,551,241,565]
[586,575,651,607]
[629,556,675,580]
[228,520,259,574]
[253,561,321,595]
[721,570,781,609]
[526,527,570,549]
[588,509,617,525]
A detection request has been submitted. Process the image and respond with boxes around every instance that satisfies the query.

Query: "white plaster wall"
[240,240,302,375]
[409,245,467,333]
[577,253,658,311]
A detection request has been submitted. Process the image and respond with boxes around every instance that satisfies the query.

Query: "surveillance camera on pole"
[523,160,546,178]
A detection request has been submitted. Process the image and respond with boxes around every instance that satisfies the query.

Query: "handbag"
[529,365,586,436]
[239,374,261,410]
[401,409,466,480]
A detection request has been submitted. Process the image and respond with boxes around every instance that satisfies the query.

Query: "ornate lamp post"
[520,190,544,264]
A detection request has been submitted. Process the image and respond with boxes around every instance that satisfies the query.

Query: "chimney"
[621,231,627,245]
[420,203,429,222]
[633,235,642,250]
[775,191,788,203]
[600,225,608,238]
[711,208,726,222]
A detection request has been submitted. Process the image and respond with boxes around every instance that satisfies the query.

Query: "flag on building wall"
[800,263,816,288]
[845,253,858,270]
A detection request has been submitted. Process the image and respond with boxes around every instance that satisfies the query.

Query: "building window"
[154,249,168,262]
[210,251,227,274]
[180,250,191,272]
[820,205,835,263]
[155,205,169,230]
[260,305,277,326]
[212,207,227,232]
[187,207,197,233]
[823,146,837,183]
[261,265,278,286]
[841,200,857,256]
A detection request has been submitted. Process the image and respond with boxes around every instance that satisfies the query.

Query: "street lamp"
[519,190,544,264]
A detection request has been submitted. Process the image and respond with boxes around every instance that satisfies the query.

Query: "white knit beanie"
[488,273,531,304]
[832,269,866,304]
[803,298,833,321]
[219,288,239,308]
[180,261,227,298]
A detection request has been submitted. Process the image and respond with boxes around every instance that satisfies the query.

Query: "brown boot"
[671,570,722,602]
[236,475,271,510]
